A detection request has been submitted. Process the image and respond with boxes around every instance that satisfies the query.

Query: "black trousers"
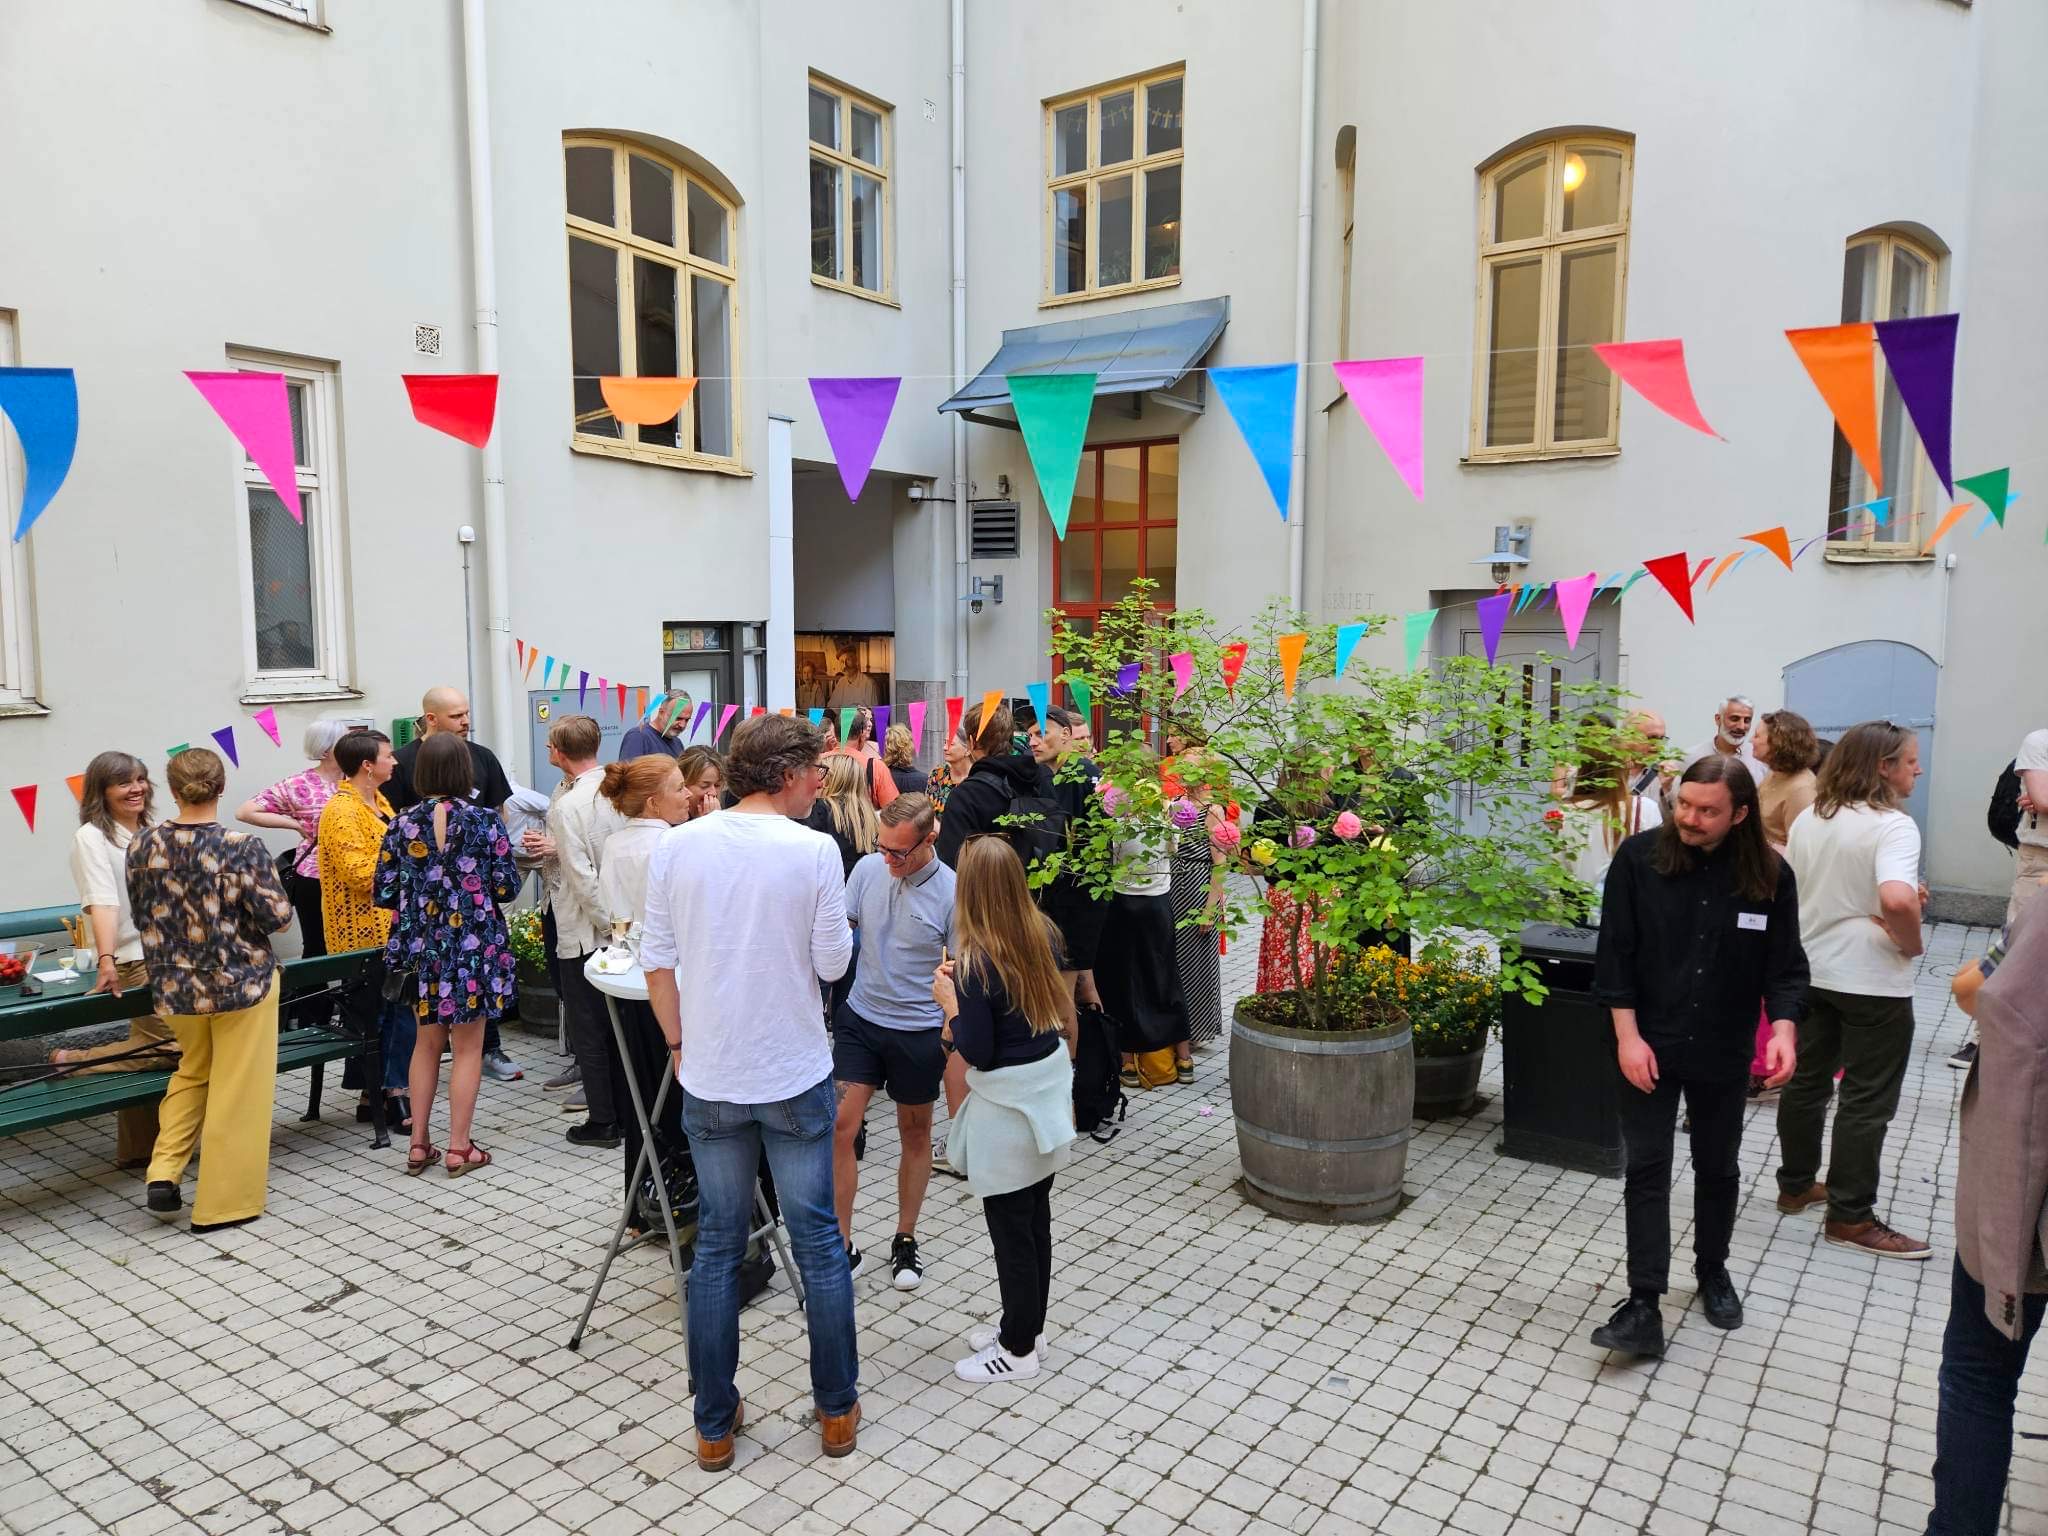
[615,996,684,1204]
[1618,1070,1746,1296]
[983,1175,1054,1356]
[558,955,623,1127]
[288,870,327,958]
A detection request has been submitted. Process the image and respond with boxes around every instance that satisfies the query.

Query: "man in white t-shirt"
[1680,695,1769,789]
[641,715,859,1472]
[2010,726,2048,924]
[1777,721,1931,1261]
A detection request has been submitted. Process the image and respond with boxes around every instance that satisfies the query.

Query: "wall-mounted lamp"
[965,574,1004,615]
[1468,523,1531,587]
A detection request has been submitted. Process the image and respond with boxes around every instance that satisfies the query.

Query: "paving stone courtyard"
[0,919,2037,1536]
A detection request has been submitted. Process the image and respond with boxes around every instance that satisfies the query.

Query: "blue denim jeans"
[681,1076,858,1440]
[380,1000,417,1094]
[1927,1255,2047,1534]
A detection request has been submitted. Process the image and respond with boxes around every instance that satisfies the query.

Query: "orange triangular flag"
[1642,553,1696,622]
[523,647,539,681]
[978,689,1005,738]
[599,376,697,427]
[635,687,648,720]
[1785,324,1882,493]
[1743,527,1794,571]
[1924,502,1971,552]
[778,707,795,717]
[1276,632,1309,698]
[66,773,85,804]
[1705,551,1746,592]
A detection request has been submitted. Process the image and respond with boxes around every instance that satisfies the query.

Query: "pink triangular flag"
[1475,591,1512,664]
[211,726,239,767]
[1331,357,1424,501]
[907,699,928,750]
[187,372,301,523]
[1554,573,1598,650]
[715,704,739,741]
[10,784,34,832]
[1168,651,1195,698]
[808,378,902,503]
[251,706,282,747]
[1589,340,1721,438]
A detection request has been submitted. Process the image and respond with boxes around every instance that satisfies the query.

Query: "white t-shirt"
[1113,832,1172,897]
[1785,802,1921,997]
[2016,728,2048,850]
[69,821,142,962]
[637,810,851,1104]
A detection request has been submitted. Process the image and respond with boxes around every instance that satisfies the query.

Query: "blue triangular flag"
[0,368,79,542]
[1333,622,1368,677]
[807,707,825,727]
[1209,364,1300,519]
[1025,681,1050,724]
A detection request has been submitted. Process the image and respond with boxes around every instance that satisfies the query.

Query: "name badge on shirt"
[1737,912,1768,931]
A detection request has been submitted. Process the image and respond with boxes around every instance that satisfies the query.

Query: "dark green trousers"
[1775,986,1916,1225]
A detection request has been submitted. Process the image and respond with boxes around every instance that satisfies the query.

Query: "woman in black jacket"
[934,700,1055,870]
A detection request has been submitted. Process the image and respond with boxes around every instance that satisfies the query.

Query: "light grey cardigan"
[945,1047,1076,1198]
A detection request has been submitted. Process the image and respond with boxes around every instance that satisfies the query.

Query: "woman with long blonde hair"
[814,752,880,878]
[931,836,1076,1385]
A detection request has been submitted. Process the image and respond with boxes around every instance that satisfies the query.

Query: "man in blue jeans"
[640,715,858,1471]
[1928,889,2048,1533]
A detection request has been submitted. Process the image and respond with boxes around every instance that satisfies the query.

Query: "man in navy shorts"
[832,794,955,1290]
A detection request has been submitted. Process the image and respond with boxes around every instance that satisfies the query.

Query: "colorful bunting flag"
[1705,550,1748,592]
[978,690,1004,737]
[1275,633,1308,698]
[838,706,855,741]
[524,648,540,682]
[187,371,302,523]
[10,784,35,832]
[516,639,526,669]
[166,744,189,759]
[944,696,964,744]
[0,368,79,543]
[1589,339,1720,438]
[211,726,239,767]
[1111,663,1141,698]
[907,700,928,751]
[1642,553,1696,622]
[873,705,890,738]
[635,687,648,721]
[1208,363,1300,518]
[715,704,739,741]
[1068,680,1092,720]
[1555,573,1598,650]
[1167,651,1195,698]
[577,670,588,708]
[809,377,902,502]
[542,655,555,690]
[597,676,608,705]
[1331,356,1424,501]
[1957,467,2011,528]
[1007,372,1097,539]
[65,773,85,804]
[251,708,281,747]
[1784,324,1882,493]
[1220,641,1249,694]
[750,706,767,717]
[1743,527,1794,570]
[687,701,710,739]
[1924,503,1971,552]
[1333,623,1368,678]
[402,374,499,448]
[1874,313,1959,496]
[1402,610,1436,674]
[599,376,695,427]
[1475,592,1511,664]
[807,707,825,727]
[1026,682,1050,723]
[615,682,627,715]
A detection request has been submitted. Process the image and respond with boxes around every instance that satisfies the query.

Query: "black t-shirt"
[387,736,514,815]
[951,963,1062,1072]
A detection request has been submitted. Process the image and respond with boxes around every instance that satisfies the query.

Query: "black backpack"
[1990,759,2025,850]
[1002,785,1069,871]
[1072,1004,1127,1143]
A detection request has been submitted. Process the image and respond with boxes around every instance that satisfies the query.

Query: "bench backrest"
[0,905,82,944]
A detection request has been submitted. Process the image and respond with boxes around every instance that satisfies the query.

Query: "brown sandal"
[405,1141,441,1176]
[445,1144,492,1178]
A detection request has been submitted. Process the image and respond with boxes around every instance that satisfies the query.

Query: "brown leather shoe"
[1824,1218,1933,1260]
[1776,1182,1827,1215]
[819,1400,861,1458]
[696,1398,744,1472]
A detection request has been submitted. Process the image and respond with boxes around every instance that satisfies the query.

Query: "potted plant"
[1347,944,1499,1117]
[1045,588,1614,1222]
[507,907,558,1031]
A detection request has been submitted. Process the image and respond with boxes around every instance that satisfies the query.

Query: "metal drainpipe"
[1286,0,1319,614]
[950,0,971,702]
[460,0,515,763]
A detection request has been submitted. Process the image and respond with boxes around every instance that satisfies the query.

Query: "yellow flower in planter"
[1249,838,1278,868]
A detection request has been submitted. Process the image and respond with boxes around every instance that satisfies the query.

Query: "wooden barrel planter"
[1230,997,1412,1223]
[1412,1047,1484,1119]
[516,963,559,1031]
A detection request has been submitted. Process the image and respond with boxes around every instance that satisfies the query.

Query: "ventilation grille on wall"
[971,500,1020,559]
[414,325,442,356]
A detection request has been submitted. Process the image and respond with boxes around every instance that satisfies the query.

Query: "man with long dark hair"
[1591,756,1808,1357]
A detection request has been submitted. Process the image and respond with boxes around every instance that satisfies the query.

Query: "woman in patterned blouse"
[129,747,295,1231]
[376,734,521,1176]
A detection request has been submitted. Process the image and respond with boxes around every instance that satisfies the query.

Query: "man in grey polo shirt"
[831,794,955,1290]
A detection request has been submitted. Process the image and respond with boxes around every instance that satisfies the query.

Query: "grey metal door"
[1450,621,1607,832]
[1782,640,1935,842]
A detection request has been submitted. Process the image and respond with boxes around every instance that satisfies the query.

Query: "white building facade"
[2,0,2042,915]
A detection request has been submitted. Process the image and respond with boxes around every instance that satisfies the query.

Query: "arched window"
[1828,228,1943,553]
[1470,134,1633,459]
[564,136,740,468]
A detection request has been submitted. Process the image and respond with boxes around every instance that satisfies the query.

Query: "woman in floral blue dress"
[375,735,520,1176]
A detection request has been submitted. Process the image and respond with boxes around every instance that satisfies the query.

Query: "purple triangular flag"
[689,700,713,739]
[1112,662,1141,697]
[1874,313,1959,496]
[211,726,239,767]
[1476,591,1512,665]
[809,377,902,503]
[577,670,588,708]
[873,704,890,740]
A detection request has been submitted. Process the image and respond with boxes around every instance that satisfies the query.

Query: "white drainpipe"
[949,0,971,701]
[460,0,515,762]
[1286,0,1319,613]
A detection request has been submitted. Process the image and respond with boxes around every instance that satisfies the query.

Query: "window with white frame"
[0,310,40,710]
[1827,228,1943,554]
[809,76,892,299]
[230,351,348,698]
[565,136,741,466]
[1471,135,1633,458]
[1045,68,1184,302]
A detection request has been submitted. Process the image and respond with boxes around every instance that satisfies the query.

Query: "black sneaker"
[1697,1270,1744,1331]
[845,1243,864,1280]
[1949,1040,1979,1070]
[1589,1297,1665,1358]
[146,1182,181,1221]
[890,1234,924,1291]
[566,1121,622,1148]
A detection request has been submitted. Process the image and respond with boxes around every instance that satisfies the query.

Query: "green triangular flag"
[1957,467,2011,528]
[1008,372,1097,540]
[166,743,190,758]
[1402,609,1437,674]
[838,706,855,741]
[1068,678,1092,718]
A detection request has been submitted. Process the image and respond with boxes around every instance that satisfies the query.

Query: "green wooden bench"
[0,949,389,1150]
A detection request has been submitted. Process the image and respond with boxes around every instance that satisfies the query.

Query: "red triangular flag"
[1642,553,1696,622]
[1589,339,1720,438]
[1742,527,1794,571]
[65,773,85,804]
[1220,641,1249,693]
[945,696,965,745]
[750,705,767,717]
[10,784,35,832]
[403,375,499,448]
[615,682,627,716]
[516,639,526,668]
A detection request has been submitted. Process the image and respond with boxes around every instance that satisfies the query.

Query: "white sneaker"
[953,1341,1039,1384]
[968,1325,1048,1362]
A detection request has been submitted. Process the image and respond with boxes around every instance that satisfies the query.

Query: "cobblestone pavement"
[1,920,2037,1535]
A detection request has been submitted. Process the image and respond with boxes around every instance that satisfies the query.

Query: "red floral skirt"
[1257,887,1326,994]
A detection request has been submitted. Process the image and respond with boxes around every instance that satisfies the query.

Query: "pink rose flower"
[1292,824,1318,849]
[1208,819,1242,852]
[1333,810,1363,841]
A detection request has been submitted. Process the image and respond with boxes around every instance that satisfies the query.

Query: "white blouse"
[69,820,143,962]
[598,818,670,936]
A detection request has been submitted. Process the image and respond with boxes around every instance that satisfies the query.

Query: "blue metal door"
[1782,641,1935,843]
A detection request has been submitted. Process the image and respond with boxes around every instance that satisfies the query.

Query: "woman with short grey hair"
[236,718,350,956]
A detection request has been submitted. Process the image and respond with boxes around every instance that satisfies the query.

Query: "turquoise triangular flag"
[1864,496,1894,527]
[1008,373,1096,539]
[1209,364,1299,518]
[807,707,825,727]
[1402,610,1436,674]
[1025,681,1050,723]
[1333,622,1368,677]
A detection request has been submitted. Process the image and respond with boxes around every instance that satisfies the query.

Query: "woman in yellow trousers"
[126,748,295,1231]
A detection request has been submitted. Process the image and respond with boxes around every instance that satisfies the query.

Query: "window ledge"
[237,682,364,707]
[810,275,900,309]
[220,0,332,32]
[0,700,51,721]
[1821,548,1935,565]
[1461,446,1621,466]
[571,438,752,477]
[1040,274,1183,310]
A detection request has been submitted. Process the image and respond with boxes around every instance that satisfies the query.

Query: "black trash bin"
[1499,922,1622,1177]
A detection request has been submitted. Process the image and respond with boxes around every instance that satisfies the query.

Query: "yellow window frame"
[1042,66,1185,307]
